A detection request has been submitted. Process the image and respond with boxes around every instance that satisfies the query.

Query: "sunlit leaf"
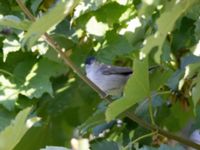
[141,0,198,63]
[14,57,67,98]
[75,2,129,28]
[86,16,109,36]
[0,15,30,30]
[3,38,21,62]
[106,58,149,121]
[23,0,79,48]
[0,107,33,150]
[0,75,18,110]
[71,138,90,150]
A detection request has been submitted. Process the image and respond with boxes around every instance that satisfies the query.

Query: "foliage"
[0,0,200,150]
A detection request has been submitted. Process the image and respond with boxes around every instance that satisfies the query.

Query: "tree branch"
[16,0,200,149]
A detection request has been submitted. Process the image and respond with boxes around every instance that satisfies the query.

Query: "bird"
[85,56,133,97]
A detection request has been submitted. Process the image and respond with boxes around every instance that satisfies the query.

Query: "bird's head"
[85,56,97,65]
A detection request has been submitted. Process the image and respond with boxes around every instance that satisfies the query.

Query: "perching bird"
[85,57,132,97]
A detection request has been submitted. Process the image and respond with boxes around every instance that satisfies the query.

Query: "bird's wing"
[100,64,133,75]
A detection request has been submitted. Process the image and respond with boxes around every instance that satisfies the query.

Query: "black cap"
[85,56,96,65]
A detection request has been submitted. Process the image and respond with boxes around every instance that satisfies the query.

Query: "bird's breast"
[86,71,129,94]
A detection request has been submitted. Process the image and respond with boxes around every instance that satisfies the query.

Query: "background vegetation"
[0,0,200,149]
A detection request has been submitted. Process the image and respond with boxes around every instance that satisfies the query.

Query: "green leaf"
[192,73,200,108]
[106,58,149,121]
[141,0,198,63]
[23,0,78,48]
[91,140,119,150]
[15,78,101,150]
[149,68,173,91]
[0,0,11,15]
[14,121,70,150]
[39,77,100,121]
[0,106,15,132]
[73,0,105,19]
[0,75,18,110]
[138,0,160,17]
[187,3,200,20]
[193,105,200,128]
[78,103,106,136]
[158,103,193,132]
[14,57,67,98]
[75,2,129,28]
[0,15,31,30]
[139,144,185,150]
[195,17,200,40]
[0,107,33,150]
[1,55,66,110]
[171,17,196,52]
[97,31,134,63]
[3,38,21,62]
[30,0,43,14]
[86,16,109,36]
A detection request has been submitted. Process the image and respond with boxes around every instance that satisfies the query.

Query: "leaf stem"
[124,131,157,150]
[148,95,155,125]
[155,91,171,96]
[16,0,200,149]
[0,69,14,77]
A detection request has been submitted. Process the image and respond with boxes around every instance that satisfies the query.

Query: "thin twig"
[16,0,200,149]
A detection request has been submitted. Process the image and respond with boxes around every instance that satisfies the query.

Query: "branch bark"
[16,0,200,149]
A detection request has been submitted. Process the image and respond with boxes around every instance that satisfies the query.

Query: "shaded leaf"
[0,106,15,132]
[150,68,173,91]
[0,0,11,15]
[97,31,134,63]
[139,144,185,150]
[195,17,200,41]
[91,140,119,150]
[187,3,200,20]
[192,73,200,108]
[159,103,193,132]
[78,102,107,136]
[14,121,70,150]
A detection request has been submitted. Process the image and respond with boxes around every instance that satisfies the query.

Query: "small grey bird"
[85,57,132,97]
